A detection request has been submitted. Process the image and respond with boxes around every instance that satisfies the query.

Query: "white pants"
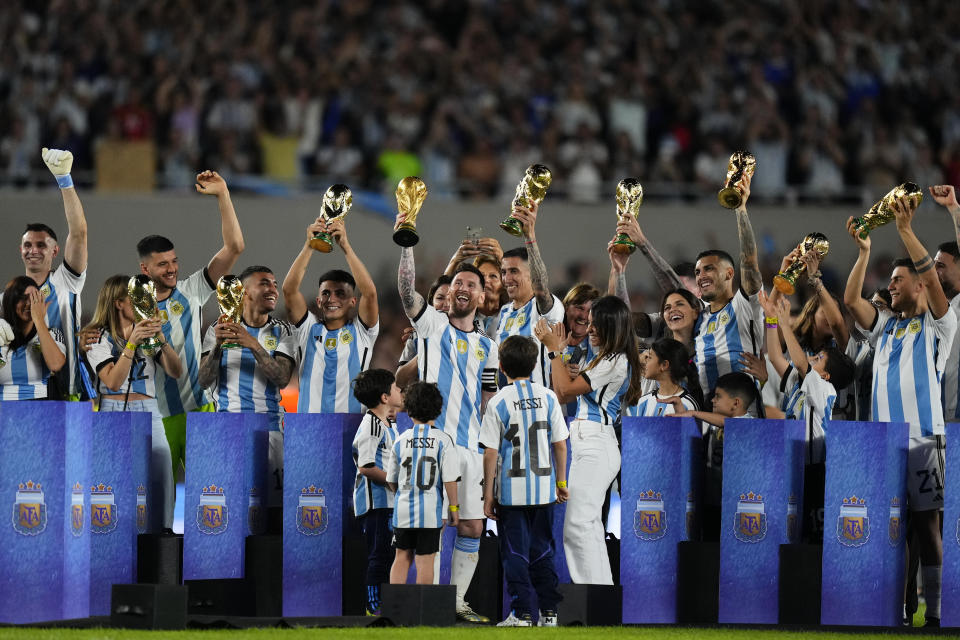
[564,420,620,584]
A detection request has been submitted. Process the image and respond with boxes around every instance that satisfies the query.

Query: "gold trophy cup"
[216,275,245,349]
[612,178,644,254]
[852,182,924,239]
[393,176,428,247]
[127,275,162,356]
[717,151,757,209]
[501,164,552,237]
[309,184,353,253]
[772,233,830,295]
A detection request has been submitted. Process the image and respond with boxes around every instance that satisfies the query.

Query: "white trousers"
[563,420,620,584]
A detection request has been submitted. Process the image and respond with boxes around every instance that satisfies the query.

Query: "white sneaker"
[497,612,533,627]
[537,610,558,627]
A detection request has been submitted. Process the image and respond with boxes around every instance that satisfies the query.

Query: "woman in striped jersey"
[625,338,703,419]
[0,276,66,399]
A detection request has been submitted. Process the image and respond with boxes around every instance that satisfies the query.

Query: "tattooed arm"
[398,247,426,319]
[250,347,294,388]
[198,344,222,389]
[512,203,554,314]
[734,176,762,295]
[615,214,683,293]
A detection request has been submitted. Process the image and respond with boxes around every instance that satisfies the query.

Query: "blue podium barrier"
[621,416,702,623]
[944,422,960,628]
[821,420,908,626]
[284,413,347,616]
[89,411,150,615]
[719,419,804,624]
[0,401,91,623]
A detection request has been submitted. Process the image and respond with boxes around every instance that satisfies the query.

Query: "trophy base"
[140,340,161,357]
[772,275,797,296]
[611,239,636,255]
[221,342,242,350]
[851,218,871,239]
[717,188,743,210]
[393,226,419,248]
[309,234,334,253]
[499,218,523,237]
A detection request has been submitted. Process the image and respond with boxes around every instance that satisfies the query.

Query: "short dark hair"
[137,235,175,257]
[872,288,892,305]
[404,381,444,423]
[673,261,696,278]
[454,263,485,290]
[24,223,57,242]
[428,275,453,303]
[352,369,396,408]
[318,269,355,290]
[715,372,756,408]
[695,249,736,268]
[499,336,538,379]
[822,347,855,391]
[891,257,918,275]
[938,242,960,259]
[239,265,274,283]
[502,247,529,262]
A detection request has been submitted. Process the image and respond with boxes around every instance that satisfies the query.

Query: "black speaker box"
[137,533,183,584]
[381,584,456,626]
[557,584,622,626]
[778,543,822,624]
[246,534,283,616]
[342,534,369,615]
[677,541,719,623]
[110,583,187,630]
[185,578,254,616]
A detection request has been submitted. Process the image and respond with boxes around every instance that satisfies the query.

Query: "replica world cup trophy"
[309,184,353,253]
[216,275,245,349]
[611,178,644,254]
[772,233,830,295]
[501,164,552,237]
[851,182,924,239]
[127,275,161,356]
[717,151,757,210]
[393,176,428,247]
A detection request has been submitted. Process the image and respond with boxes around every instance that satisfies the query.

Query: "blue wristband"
[55,174,74,189]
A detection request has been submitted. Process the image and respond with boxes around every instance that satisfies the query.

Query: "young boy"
[479,336,569,627]
[351,369,404,615]
[387,381,460,585]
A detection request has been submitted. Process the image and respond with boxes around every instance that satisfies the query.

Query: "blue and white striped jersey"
[940,295,960,421]
[202,317,296,426]
[560,339,594,414]
[867,308,957,437]
[625,388,700,418]
[387,423,459,529]
[411,305,499,451]
[295,314,378,414]
[86,330,158,398]
[0,327,65,399]
[779,365,837,464]
[478,380,569,506]
[154,269,215,416]
[352,411,398,517]
[574,352,630,425]
[495,295,564,388]
[693,290,763,397]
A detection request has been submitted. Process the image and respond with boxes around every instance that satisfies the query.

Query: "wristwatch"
[548,351,559,361]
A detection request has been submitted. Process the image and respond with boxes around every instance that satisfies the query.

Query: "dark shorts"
[393,527,442,555]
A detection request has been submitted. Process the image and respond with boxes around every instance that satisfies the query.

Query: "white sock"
[922,565,941,619]
[452,536,480,604]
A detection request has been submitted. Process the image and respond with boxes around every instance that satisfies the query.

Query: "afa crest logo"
[169,301,185,316]
[136,484,147,534]
[475,347,486,361]
[196,485,228,534]
[70,482,84,537]
[837,495,869,547]
[888,497,902,546]
[908,318,921,334]
[297,485,328,535]
[248,487,264,535]
[90,483,118,534]
[633,490,666,541]
[733,492,767,543]
[12,480,47,536]
[786,494,799,544]
[40,284,51,298]
[263,335,278,351]
[340,331,353,345]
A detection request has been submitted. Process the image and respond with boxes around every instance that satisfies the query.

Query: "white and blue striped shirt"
[352,412,398,517]
[479,380,569,506]
[779,365,837,464]
[496,295,564,388]
[0,328,65,399]
[202,317,296,428]
[387,423,459,529]
[412,305,499,451]
[574,352,630,425]
[625,388,700,418]
[86,330,158,398]
[693,289,763,397]
[295,314,378,414]
[940,295,960,421]
[154,269,215,417]
[867,308,958,437]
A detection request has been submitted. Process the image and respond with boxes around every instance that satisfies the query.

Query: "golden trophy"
[127,275,161,356]
[772,233,830,295]
[851,182,923,239]
[717,151,757,209]
[501,164,552,236]
[611,178,644,254]
[393,176,428,247]
[216,275,245,349]
[309,184,353,253]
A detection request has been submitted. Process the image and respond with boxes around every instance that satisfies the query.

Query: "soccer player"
[480,336,568,627]
[387,381,460,586]
[198,266,296,502]
[282,217,378,413]
[843,193,957,628]
[397,275,452,371]
[397,231,498,622]
[444,237,505,334]
[495,202,564,388]
[624,338,702,417]
[351,369,403,615]
[930,185,960,422]
[0,277,66,399]
[137,170,245,491]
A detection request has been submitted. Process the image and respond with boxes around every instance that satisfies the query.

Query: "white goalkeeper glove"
[41,147,74,189]
[0,318,14,347]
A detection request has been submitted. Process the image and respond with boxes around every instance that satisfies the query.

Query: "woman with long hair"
[536,295,643,584]
[0,276,66,398]
[83,275,183,532]
[625,338,703,417]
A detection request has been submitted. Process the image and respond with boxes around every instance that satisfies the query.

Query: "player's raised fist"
[195,170,229,196]
[929,185,958,210]
[41,147,73,176]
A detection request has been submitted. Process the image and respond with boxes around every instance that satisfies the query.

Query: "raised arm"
[607,240,630,307]
[893,195,949,318]
[282,219,323,324]
[734,176,762,295]
[510,202,554,314]
[41,149,89,273]
[195,171,245,283]
[803,252,849,350]
[843,217,878,329]
[931,185,960,247]
[615,214,684,293]
[326,218,378,327]
[758,290,790,378]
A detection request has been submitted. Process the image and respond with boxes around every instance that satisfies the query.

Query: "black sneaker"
[925,616,940,628]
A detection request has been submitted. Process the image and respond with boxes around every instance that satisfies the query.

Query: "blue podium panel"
[620,416,702,623]
[719,419,804,624]
[821,421,908,627]
[944,422,960,628]
[89,411,151,615]
[183,413,249,579]
[0,401,91,623]
[284,413,346,616]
